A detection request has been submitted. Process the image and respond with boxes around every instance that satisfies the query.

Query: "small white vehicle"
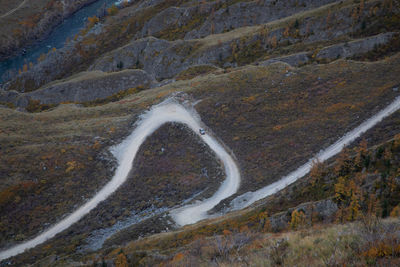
[199,128,206,135]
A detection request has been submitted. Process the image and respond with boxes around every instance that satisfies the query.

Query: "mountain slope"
[0,0,400,265]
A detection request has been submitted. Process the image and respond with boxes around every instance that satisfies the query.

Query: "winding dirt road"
[231,96,400,210]
[1,95,400,261]
[0,98,241,261]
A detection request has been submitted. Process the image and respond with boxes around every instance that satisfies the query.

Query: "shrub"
[107,5,119,16]
[269,239,289,265]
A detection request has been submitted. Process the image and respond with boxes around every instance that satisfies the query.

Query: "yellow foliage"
[109,127,116,134]
[87,15,100,30]
[242,95,256,102]
[38,53,46,62]
[65,161,82,173]
[363,242,394,259]
[172,252,185,262]
[346,193,361,221]
[92,140,101,150]
[325,102,354,113]
[107,5,119,16]
[394,134,400,148]
[115,252,128,267]
[310,159,326,186]
[290,209,306,230]
[390,205,400,217]
[334,177,347,203]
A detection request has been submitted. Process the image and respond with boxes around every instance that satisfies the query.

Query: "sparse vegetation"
[175,65,218,81]
[1,0,400,265]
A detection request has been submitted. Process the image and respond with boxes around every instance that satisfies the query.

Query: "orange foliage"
[107,5,119,16]
[290,209,306,230]
[87,16,100,28]
[390,205,400,217]
[65,161,83,173]
[92,140,101,150]
[38,53,47,62]
[363,241,400,259]
[115,252,128,267]
[325,102,355,113]
[223,229,232,235]
[270,35,278,48]
[172,252,185,262]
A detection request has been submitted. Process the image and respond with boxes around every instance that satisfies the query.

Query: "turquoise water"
[0,0,120,83]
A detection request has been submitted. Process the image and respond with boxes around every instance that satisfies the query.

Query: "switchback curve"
[0,98,241,261]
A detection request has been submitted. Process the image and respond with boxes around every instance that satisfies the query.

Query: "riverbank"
[0,0,122,82]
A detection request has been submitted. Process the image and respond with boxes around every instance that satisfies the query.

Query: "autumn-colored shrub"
[26,99,55,113]
[390,205,400,217]
[87,16,99,29]
[115,252,128,267]
[290,209,306,230]
[107,5,119,16]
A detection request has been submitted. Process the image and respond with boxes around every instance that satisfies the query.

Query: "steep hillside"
[0,0,400,266]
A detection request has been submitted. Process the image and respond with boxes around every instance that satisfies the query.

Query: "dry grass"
[96,217,400,266]
[1,52,400,265]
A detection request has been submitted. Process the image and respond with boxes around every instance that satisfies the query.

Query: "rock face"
[27,69,152,105]
[0,69,153,107]
[1,0,398,105]
[316,32,395,60]
[184,0,338,40]
[134,0,338,41]
[2,41,82,93]
[259,52,310,67]
[3,0,394,94]
[0,0,98,61]
[258,32,396,67]
[269,199,338,232]
[88,37,226,81]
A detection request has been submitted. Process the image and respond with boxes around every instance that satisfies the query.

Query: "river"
[0,0,121,83]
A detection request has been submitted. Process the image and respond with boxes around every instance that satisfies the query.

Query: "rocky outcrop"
[257,32,396,67]
[88,37,227,81]
[2,41,82,92]
[269,199,338,232]
[0,89,28,108]
[0,0,98,61]
[3,0,397,95]
[184,0,338,40]
[27,69,152,105]
[259,52,310,67]
[316,32,396,60]
[0,69,153,108]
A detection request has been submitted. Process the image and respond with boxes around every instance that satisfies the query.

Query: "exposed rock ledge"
[0,69,153,108]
